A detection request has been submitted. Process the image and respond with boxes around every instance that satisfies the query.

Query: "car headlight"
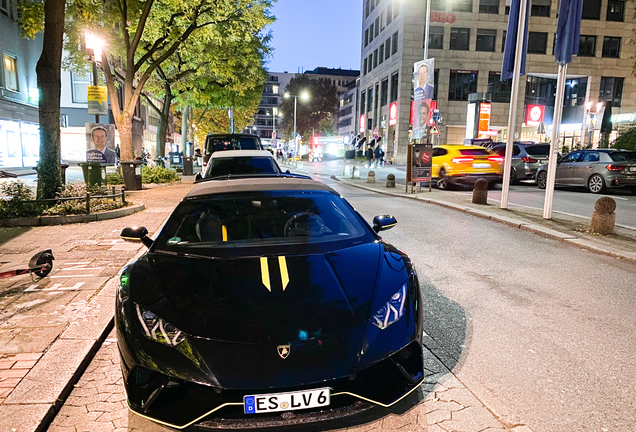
[372,285,407,330]
[135,303,186,347]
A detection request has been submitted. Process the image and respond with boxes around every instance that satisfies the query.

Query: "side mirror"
[194,173,203,182]
[372,215,397,233]
[121,226,153,248]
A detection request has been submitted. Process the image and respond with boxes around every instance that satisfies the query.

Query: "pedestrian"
[115,144,121,166]
[374,145,384,168]
[366,145,374,168]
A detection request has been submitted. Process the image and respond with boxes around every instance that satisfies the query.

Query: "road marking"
[260,257,271,292]
[25,282,85,292]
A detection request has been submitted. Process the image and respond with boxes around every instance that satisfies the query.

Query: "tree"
[319,115,336,136]
[279,75,337,145]
[65,0,273,161]
[614,128,636,151]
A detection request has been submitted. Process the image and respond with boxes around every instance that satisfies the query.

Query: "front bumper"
[122,341,424,429]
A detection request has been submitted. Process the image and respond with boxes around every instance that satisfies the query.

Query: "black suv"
[203,134,263,164]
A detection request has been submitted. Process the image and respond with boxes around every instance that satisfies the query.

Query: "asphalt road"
[301,160,636,229]
[318,175,636,432]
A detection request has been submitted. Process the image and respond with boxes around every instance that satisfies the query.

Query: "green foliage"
[43,183,126,215]
[106,172,124,185]
[319,116,336,136]
[614,128,636,151]
[16,0,45,39]
[141,166,179,183]
[0,181,41,218]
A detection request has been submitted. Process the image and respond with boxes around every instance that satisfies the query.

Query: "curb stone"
[0,204,145,227]
[333,176,636,264]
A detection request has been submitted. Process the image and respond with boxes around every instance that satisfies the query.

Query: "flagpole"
[501,0,529,209]
[543,63,568,219]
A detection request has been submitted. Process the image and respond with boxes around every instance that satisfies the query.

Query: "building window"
[379,45,384,64]
[476,29,496,52]
[360,92,366,114]
[366,0,370,17]
[448,71,477,101]
[368,54,373,72]
[363,58,368,75]
[385,39,391,60]
[606,0,624,21]
[488,72,512,103]
[390,72,399,102]
[452,0,472,12]
[367,87,373,112]
[370,0,374,12]
[2,54,18,92]
[431,0,445,10]
[369,24,374,42]
[428,26,444,50]
[599,77,624,107]
[381,78,389,106]
[391,31,399,55]
[375,17,380,36]
[578,35,596,57]
[479,0,499,13]
[0,0,13,19]
[563,78,587,107]
[381,10,386,30]
[527,32,548,54]
[393,0,400,18]
[501,30,507,52]
[525,76,557,107]
[450,28,470,50]
[365,29,369,47]
[373,49,378,68]
[387,3,393,24]
[531,0,550,16]
[581,0,601,19]
[602,37,621,58]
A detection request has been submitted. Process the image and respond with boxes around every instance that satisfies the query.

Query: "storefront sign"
[359,115,366,133]
[611,113,636,123]
[478,103,491,138]
[389,102,398,126]
[87,86,108,116]
[525,104,545,126]
[430,12,456,23]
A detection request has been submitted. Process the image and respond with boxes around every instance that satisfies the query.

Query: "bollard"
[472,178,489,204]
[590,197,616,235]
[343,165,352,176]
[352,166,360,179]
[367,170,376,183]
[386,173,396,188]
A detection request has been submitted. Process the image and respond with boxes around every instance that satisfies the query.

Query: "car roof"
[205,133,259,138]
[208,150,273,159]
[186,178,337,198]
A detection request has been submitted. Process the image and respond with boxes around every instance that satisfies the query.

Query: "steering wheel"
[283,212,318,237]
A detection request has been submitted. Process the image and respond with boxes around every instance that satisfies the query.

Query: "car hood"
[137,242,383,343]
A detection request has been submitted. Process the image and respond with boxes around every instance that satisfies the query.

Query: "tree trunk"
[156,92,173,158]
[35,0,65,199]
[118,111,134,160]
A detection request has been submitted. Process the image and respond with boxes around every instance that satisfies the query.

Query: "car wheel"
[510,169,518,185]
[537,171,547,189]
[437,169,450,190]
[587,174,605,194]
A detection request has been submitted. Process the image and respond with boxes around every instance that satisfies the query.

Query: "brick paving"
[0,181,193,413]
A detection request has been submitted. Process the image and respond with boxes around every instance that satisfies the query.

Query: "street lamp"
[85,31,104,124]
[284,91,311,157]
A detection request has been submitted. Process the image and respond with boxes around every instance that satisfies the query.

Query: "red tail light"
[452,157,474,164]
[488,156,504,163]
[522,156,538,163]
[607,164,625,171]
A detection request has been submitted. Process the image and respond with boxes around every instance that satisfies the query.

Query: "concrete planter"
[0,204,145,227]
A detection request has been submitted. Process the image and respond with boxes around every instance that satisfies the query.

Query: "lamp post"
[582,101,592,147]
[284,91,310,157]
[85,32,104,124]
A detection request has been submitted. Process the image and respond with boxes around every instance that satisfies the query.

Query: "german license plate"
[244,388,330,414]
[629,167,636,172]
[472,163,491,169]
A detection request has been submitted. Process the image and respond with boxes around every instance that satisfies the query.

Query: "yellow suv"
[432,145,503,189]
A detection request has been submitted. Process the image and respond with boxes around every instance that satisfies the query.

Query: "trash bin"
[169,152,183,167]
[183,156,194,176]
[78,162,107,186]
[120,161,143,191]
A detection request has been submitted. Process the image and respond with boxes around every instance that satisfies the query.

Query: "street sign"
[430,123,440,135]
[372,126,379,136]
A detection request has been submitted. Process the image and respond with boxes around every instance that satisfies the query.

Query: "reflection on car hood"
[144,243,382,343]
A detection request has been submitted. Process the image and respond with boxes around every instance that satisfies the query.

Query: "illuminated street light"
[85,31,105,123]
[283,91,311,157]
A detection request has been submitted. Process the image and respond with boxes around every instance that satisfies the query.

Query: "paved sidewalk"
[0,180,193,432]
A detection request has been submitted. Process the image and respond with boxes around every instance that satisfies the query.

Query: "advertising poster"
[412,143,433,182]
[412,58,435,140]
[85,123,116,164]
[478,102,492,138]
[87,86,108,116]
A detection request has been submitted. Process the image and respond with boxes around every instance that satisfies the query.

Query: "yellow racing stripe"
[260,257,271,291]
[278,256,289,291]
[222,225,227,242]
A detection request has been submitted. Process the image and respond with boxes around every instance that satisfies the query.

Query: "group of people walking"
[365,144,385,168]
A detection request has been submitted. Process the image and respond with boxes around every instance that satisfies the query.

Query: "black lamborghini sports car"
[116,178,424,429]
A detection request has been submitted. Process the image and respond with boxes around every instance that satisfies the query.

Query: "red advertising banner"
[359,114,366,133]
[389,102,398,126]
[477,102,491,139]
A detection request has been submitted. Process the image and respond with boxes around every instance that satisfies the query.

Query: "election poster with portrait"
[85,123,116,164]
[412,58,435,140]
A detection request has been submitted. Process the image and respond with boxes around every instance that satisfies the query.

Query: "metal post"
[92,61,100,124]
[581,107,589,147]
[500,0,529,209]
[543,63,568,219]
[86,193,91,214]
[424,0,432,60]
[293,96,297,158]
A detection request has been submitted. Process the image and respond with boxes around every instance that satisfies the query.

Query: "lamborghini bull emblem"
[277,345,291,359]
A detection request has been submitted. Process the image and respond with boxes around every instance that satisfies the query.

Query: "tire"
[510,168,518,185]
[437,169,450,190]
[587,174,605,194]
[537,171,547,189]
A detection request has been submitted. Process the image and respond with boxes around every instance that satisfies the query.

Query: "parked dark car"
[491,143,551,183]
[116,178,424,429]
[203,133,263,165]
[536,149,636,194]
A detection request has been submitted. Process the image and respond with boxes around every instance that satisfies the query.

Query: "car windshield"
[460,149,490,156]
[206,136,260,153]
[155,191,373,255]
[206,157,279,178]
[609,152,636,162]
[525,145,550,156]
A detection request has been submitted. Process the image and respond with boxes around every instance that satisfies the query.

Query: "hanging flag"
[554,0,583,65]
[501,0,529,82]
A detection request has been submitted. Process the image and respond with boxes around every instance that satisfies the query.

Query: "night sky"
[265,0,362,73]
